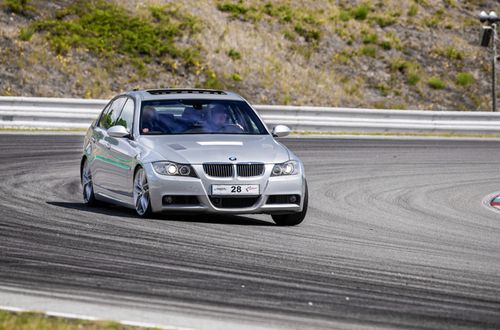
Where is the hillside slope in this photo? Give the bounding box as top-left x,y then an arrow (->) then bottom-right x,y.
0,0 -> 497,110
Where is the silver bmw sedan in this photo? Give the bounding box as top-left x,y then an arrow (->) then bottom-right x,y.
81,89 -> 308,226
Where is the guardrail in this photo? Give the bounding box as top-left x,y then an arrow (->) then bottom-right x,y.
1,96 -> 500,134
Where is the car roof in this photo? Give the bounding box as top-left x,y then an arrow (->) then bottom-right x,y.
124,89 -> 245,102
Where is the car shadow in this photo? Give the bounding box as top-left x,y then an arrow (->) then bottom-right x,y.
46,201 -> 275,226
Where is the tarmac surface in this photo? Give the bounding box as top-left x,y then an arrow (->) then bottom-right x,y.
0,135 -> 499,329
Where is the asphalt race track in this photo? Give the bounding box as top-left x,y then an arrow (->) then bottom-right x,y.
0,135 -> 500,329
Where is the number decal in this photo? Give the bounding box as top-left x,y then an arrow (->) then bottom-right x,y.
230,186 -> 242,193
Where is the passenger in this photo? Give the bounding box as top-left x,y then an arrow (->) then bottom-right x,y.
204,104 -> 228,132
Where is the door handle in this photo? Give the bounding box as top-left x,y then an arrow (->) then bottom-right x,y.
90,136 -> 96,143
104,141 -> 111,149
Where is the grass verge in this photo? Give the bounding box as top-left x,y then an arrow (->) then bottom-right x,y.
290,131 -> 500,139
0,309 -> 161,330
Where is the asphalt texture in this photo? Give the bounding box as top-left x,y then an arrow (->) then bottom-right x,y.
0,135 -> 499,329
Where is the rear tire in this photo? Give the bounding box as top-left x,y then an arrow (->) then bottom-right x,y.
272,180 -> 308,226
133,167 -> 152,218
81,158 -> 97,206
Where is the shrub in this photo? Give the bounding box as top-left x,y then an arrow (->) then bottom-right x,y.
294,24 -> 320,42
4,0 -> 33,15
19,27 -> 34,41
434,46 -> 464,60
217,3 -> 249,16
362,32 -> 378,44
391,58 -> 409,72
379,40 -> 392,50
352,4 -> 370,20
338,10 -> 351,22
428,76 -> 446,89
263,3 -> 293,22
407,72 -> 420,85
360,45 -> 377,57
391,58 -> 421,86
371,14 -> 397,27
231,73 -> 243,81
217,2 -> 260,21
227,49 -> 241,60
30,0 -> 201,71
408,4 -> 418,17
456,72 -> 475,86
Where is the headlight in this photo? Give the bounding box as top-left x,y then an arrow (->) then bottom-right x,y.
152,161 -> 197,177
271,160 -> 299,176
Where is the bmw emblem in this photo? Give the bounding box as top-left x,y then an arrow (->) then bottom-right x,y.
229,156 -> 237,161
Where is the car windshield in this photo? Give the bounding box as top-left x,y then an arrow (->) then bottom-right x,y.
139,99 -> 268,135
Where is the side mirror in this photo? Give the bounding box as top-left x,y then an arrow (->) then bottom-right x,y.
107,125 -> 130,138
272,125 -> 291,138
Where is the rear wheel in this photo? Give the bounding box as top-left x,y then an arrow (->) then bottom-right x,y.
134,167 -> 152,217
272,181 -> 308,226
81,158 -> 97,206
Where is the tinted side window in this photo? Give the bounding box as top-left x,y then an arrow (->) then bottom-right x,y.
98,97 -> 126,129
115,98 -> 134,131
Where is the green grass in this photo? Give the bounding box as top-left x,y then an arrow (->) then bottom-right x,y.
408,3 -> 418,17
351,4 -> 370,20
0,128 -> 86,133
216,2 -> 260,21
18,27 -> 35,41
370,13 -> 398,27
362,32 -> 378,44
227,49 -> 241,60
390,58 -> 421,86
294,24 -> 320,42
428,76 -> 446,89
456,72 -> 475,87
360,45 -> 377,57
263,3 -> 293,23
3,0 -> 33,15
338,4 -> 370,22
29,0 -> 201,72
0,309 -> 161,330
407,72 -> 421,86
290,131 -> 500,138
433,46 -> 464,61
231,73 -> 243,81
217,1 -> 322,44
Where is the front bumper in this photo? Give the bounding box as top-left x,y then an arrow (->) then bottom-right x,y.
145,163 -> 305,214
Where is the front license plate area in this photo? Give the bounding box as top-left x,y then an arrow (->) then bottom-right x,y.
212,184 -> 260,196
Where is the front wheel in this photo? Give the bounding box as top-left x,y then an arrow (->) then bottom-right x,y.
272,180 -> 308,226
133,167 -> 152,217
81,158 -> 97,206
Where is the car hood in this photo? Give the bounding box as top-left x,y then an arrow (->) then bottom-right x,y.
139,134 -> 291,164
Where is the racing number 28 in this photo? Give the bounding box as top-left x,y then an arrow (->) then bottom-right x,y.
231,186 -> 242,193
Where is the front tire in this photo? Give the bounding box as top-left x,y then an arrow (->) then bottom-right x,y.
133,167 -> 152,217
272,181 -> 308,226
81,158 -> 97,206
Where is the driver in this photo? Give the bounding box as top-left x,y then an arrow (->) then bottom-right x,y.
142,106 -> 168,133
204,104 -> 228,132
